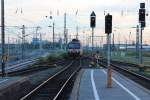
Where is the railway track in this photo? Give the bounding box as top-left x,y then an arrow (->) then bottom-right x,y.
20,59 -> 81,100
111,60 -> 150,71
0,58 -> 66,76
7,59 -> 37,72
100,59 -> 150,90
0,52 -> 52,75
7,60 -> 66,76
99,58 -> 150,72
0,59 -> 37,76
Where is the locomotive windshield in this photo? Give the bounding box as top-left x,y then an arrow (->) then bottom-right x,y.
68,43 -> 80,49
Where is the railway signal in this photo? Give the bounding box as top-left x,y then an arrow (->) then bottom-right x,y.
90,11 -> 96,28
139,2 -> 146,64
105,13 -> 112,88
139,8 -> 146,28
90,11 -> 96,51
105,14 -> 112,34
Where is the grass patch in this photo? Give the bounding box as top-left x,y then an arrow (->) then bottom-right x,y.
36,57 -> 47,64
35,52 -> 68,65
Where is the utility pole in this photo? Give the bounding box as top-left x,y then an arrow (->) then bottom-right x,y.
1,0 -> 5,77
53,22 -> 55,49
76,10 -> 79,40
129,32 -> 131,45
100,37 -> 102,50
7,35 -> 10,62
35,26 -> 40,38
66,29 -> 68,45
107,33 -> 112,87
87,36 -> 90,50
112,33 -> 115,51
39,33 -> 43,54
139,23 -> 143,63
105,13 -> 112,88
117,34 -> 121,56
35,26 -> 40,49
76,26 -> 79,39
58,33 -> 62,49
21,25 -> 25,60
64,13 -> 67,50
92,28 -> 94,51
125,38 -> 128,51
136,25 -> 140,59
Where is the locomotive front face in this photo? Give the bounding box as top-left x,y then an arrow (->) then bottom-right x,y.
67,42 -> 81,57
68,49 -> 80,56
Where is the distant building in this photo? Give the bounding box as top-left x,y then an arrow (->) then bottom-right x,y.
103,44 -> 150,51
31,38 -> 40,45
41,40 -> 50,45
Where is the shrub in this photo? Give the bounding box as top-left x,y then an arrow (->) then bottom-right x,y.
46,54 -> 58,62
36,57 -> 46,64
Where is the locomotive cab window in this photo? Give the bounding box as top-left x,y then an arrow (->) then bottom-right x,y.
68,43 -> 81,49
